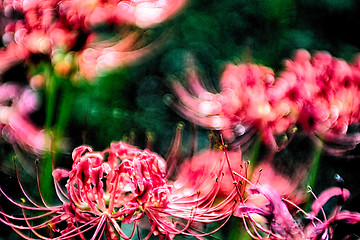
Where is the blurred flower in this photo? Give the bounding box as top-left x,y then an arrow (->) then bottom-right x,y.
0,0 -> 187,80
283,50 -> 360,153
60,0 -> 188,29
1,140 -> 239,239
0,82 -> 45,154
170,62 -> 299,151
247,161 -> 308,210
0,0 -> 78,75
174,148 -> 245,197
237,185 -> 360,239
171,51 -> 360,153
75,32 -> 162,79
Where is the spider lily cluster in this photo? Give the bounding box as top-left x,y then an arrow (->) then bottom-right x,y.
0,0 -> 187,80
0,140 -> 240,239
171,50 -> 360,153
1,140 -> 359,239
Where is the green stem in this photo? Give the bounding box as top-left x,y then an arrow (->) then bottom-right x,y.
40,66 -> 74,203
44,65 -> 57,129
245,135 -> 262,180
41,63 -> 58,203
249,136 -> 262,167
305,143 -> 323,211
54,80 -> 74,137
229,218 -> 254,240
307,144 -> 323,189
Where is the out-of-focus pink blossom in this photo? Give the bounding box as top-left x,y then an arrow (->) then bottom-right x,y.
171,50 -> 360,153
0,0 -> 187,80
76,32 -> 162,79
0,43 -> 30,75
117,0 -> 188,28
247,161 -> 308,210
174,149 -> 245,197
170,63 -> 299,151
0,82 -> 45,154
0,0 -> 77,75
59,0 -> 187,29
220,64 -> 299,148
283,50 -> 360,153
234,184 -> 360,239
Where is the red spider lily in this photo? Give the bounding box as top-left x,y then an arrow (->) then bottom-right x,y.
233,182 -> 360,240
53,142 -> 173,239
209,141 -> 360,240
282,50 -> 360,154
59,0 -> 188,29
0,140 -> 240,239
0,82 -> 46,154
174,148 -> 246,197
75,31 -> 165,79
170,62 -> 299,151
247,161 -> 308,209
0,0 -> 79,75
0,0 -> 187,80
170,51 -> 360,153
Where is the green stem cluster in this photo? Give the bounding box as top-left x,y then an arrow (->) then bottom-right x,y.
40,63 -> 75,202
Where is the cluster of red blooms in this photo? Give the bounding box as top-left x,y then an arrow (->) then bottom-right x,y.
172,50 -> 360,153
0,140 -> 239,239
0,0 -> 187,80
1,139 -> 359,239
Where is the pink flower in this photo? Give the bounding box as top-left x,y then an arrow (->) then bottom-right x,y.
53,142 -> 173,239
171,50 -> 360,153
0,43 -> 30,76
247,161 -> 308,210
1,0 -> 187,80
283,50 -> 360,153
116,0 -> 188,28
174,149 -> 245,197
235,184 -> 360,239
0,0 -> 77,74
59,0 -> 187,29
75,32 -> 162,79
170,62 -> 299,150
1,141 -> 239,239
0,82 -> 45,154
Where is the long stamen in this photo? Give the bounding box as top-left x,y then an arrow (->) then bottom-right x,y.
36,159 -> 50,208
12,157 -> 43,208
90,215 -> 107,240
220,136 -> 271,238
53,179 -> 69,203
20,201 -> 54,240
108,217 -> 136,240
308,186 -> 327,222
0,187 -> 60,211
